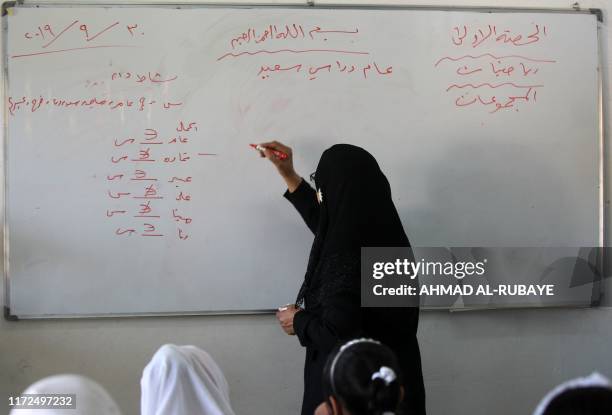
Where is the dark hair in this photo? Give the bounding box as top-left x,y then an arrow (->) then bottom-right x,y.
543,386 -> 612,415
322,338 -> 403,415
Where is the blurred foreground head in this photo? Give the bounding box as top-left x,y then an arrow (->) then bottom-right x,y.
534,372 -> 612,415
9,374 -> 121,415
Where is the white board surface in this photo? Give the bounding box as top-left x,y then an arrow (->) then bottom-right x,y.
4,6 -> 600,317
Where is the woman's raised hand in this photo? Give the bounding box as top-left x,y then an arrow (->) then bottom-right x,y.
257,141 -> 302,192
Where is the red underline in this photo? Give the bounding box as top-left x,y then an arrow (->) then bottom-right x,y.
11,45 -> 138,59
434,53 -> 557,67
446,82 -> 544,91
217,48 -> 370,61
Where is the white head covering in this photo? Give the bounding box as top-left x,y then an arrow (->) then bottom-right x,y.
141,344 -> 236,415
533,372 -> 612,415
9,374 -> 122,415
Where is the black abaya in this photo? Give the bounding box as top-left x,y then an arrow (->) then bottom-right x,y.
284,144 -> 426,415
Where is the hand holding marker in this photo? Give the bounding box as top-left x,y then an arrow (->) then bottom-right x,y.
251,141 -> 302,192
250,143 -> 289,160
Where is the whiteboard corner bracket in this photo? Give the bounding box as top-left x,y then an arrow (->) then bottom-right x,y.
4,306 -> 18,321
1,1 -> 17,17
590,8 -> 604,23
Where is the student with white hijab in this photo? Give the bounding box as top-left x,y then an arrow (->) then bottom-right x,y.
141,344 -> 236,415
9,374 -> 122,415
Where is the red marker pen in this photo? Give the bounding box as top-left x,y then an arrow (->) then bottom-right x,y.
250,143 -> 288,160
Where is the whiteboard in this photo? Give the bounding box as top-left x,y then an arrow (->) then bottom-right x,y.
3,5 -> 602,317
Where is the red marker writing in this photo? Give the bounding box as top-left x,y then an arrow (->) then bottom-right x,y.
250,143 -> 288,160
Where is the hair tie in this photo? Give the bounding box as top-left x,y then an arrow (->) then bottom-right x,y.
371,366 -> 397,385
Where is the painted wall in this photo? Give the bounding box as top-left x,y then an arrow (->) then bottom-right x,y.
1,1 -> 611,415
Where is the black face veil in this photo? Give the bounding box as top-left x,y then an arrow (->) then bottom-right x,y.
296,144 -> 410,306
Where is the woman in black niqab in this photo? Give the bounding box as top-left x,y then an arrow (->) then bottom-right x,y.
261,142 -> 425,415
